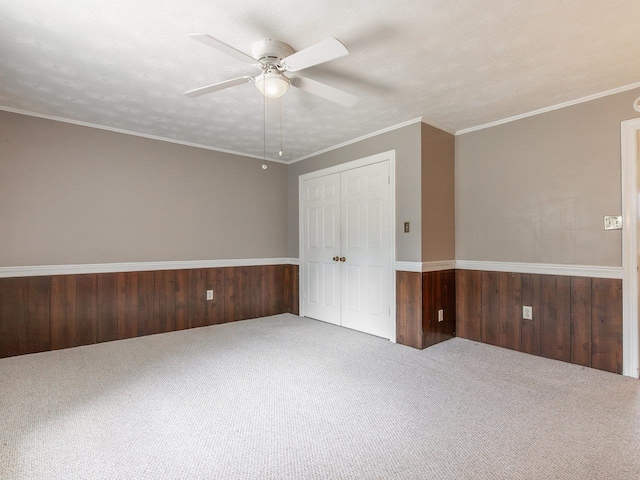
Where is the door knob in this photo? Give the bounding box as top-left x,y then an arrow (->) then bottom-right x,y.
340,257 -> 346,262
333,256 -> 339,261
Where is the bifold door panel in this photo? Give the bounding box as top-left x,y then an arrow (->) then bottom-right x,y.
302,161 -> 391,339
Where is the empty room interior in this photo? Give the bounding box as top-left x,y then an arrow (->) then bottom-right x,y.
2,1 -> 640,478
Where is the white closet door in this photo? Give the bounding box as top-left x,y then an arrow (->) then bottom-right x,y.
340,162 -> 391,338
301,173 -> 342,325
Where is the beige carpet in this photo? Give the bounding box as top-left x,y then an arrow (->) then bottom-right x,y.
0,314 -> 639,479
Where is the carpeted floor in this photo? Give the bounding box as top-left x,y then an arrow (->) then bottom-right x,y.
1,314 -> 639,479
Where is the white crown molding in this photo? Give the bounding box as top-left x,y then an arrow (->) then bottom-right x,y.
455,81 -> 640,135
289,117 -> 423,164
0,258 -> 297,278
0,105 -> 287,165
455,260 -> 623,279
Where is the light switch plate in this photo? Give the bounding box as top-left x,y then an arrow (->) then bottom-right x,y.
438,309 -> 444,322
523,306 -> 533,320
604,215 -> 622,230
206,290 -> 213,300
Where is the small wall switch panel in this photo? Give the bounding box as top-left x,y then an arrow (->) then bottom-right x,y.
206,290 -> 213,300
404,222 -> 410,233
604,215 -> 622,230
438,309 -> 444,322
523,306 -> 533,320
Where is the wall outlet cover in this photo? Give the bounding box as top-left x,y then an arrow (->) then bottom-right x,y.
523,305 -> 533,320
438,309 -> 444,322
206,290 -> 213,300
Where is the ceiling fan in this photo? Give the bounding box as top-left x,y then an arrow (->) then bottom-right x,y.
184,35 -> 358,107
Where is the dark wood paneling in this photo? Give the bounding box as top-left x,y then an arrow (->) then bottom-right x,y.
154,270 -> 176,334
591,278 -> 622,374
396,271 -> 422,349
187,269 -> 208,328
75,274 -> 98,346
137,271 -> 155,336
97,273 -> 118,343
251,265 -> 285,318
0,264 -> 298,359
290,265 -> 299,315
206,268 -> 225,325
0,266 -> 624,375
224,267 -> 251,322
482,272 -> 521,350
455,270 -> 482,341
520,273 -> 541,356
27,276 -> 50,353
117,272 -> 139,339
570,277 -> 592,367
50,275 -> 78,350
175,270 -> 188,331
540,275 -> 571,362
0,278 -> 28,356
423,270 -> 456,348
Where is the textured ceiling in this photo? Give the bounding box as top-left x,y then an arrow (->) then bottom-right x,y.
1,0 -> 639,162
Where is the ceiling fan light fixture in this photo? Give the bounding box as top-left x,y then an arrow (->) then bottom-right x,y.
255,72 -> 290,98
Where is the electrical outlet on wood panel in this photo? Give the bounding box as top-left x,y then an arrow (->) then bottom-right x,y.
438,309 -> 444,322
522,305 -> 533,320
206,290 -> 213,301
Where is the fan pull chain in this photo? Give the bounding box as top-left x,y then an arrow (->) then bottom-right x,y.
279,98 -> 283,157
262,72 -> 267,170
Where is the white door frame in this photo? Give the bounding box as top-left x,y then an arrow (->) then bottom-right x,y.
298,150 -> 397,342
621,117 -> 640,378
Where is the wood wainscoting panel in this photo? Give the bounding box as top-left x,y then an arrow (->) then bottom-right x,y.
570,277 -> 592,367
520,273 -> 541,356
456,269 -> 622,374
187,269 -> 208,329
50,275 -> 78,350
224,267 -> 252,323
206,268 -> 226,325
0,263 -> 300,359
250,265 -> 284,319
481,272 -> 521,350
26,276 -> 51,353
0,277 -> 28,357
540,275 -> 571,362
423,270 -> 456,348
137,271 -> 155,336
455,270 -> 482,342
75,274 -> 98,347
591,278 -> 623,374
97,273 -> 118,343
396,271 -> 422,349
117,272 -> 139,339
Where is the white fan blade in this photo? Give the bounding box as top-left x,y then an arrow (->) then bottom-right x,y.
189,34 -> 258,65
289,75 -> 358,107
184,76 -> 253,97
281,38 -> 348,72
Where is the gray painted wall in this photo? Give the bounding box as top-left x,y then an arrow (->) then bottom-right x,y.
287,122 -> 422,262
421,123 -> 455,261
0,111 -> 288,266
455,87 -> 640,267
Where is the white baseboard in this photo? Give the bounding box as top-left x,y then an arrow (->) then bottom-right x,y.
0,258 -> 296,278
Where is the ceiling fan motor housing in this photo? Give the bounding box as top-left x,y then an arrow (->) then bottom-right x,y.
251,39 -> 295,66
